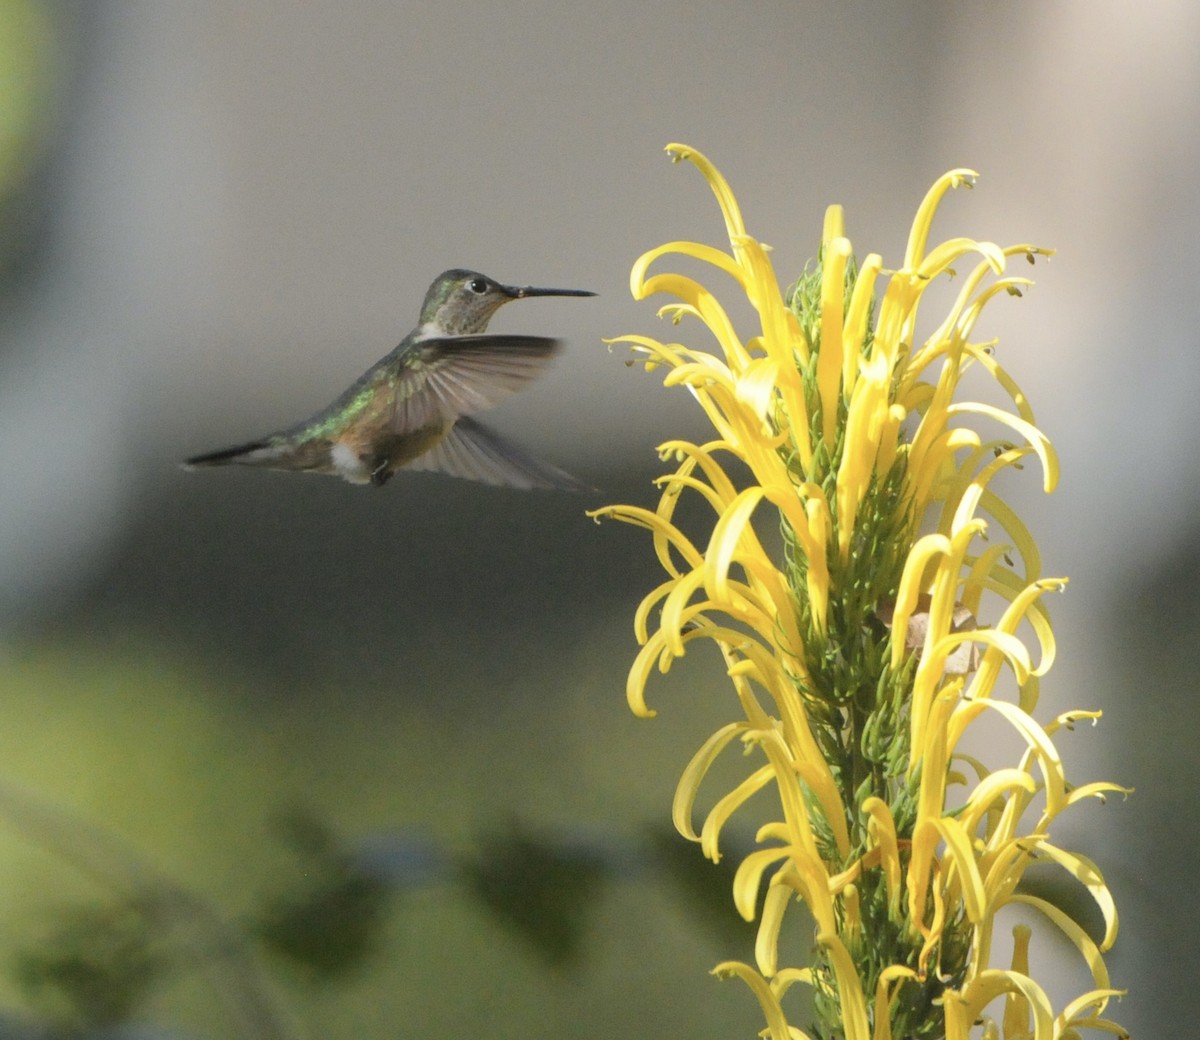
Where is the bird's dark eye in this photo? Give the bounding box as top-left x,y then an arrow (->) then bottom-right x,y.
468,278 -> 488,294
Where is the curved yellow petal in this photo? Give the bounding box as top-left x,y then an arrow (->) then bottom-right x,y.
672,721 -> 747,841
817,237 -> 851,446
732,846 -> 791,922
872,966 -> 921,1040
956,969 -> 1055,1040
1021,843 -> 1118,951
931,815 -> 988,923
862,797 -> 902,918
665,143 -> 747,240
817,931 -> 871,1040
903,168 -> 980,270
756,878 -> 792,975
632,239 -> 745,297
701,763 -> 776,862
711,961 -> 793,1040
946,401 -> 1058,494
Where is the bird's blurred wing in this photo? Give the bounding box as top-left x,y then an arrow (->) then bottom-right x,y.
389,334 -> 562,434
406,415 -> 589,491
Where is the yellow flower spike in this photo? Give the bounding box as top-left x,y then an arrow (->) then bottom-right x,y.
938,441 -> 1032,524
593,502 -> 703,576
659,439 -> 742,501
603,147 -> 1125,1040
955,579 -> 1067,739
1003,925 -> 1033,1040
770,966 -> 815,999
607,332 -> 694,370
979,831 -> 1041,917
972,568 -> 1057,673
737,356 -> 784,428
960,337 -> 1042,426
753,728 -> 823,860
937,628 -> 1032,689
875,262 -> 923,347
918,872 -> 948,974
631,577 -> 682,645
908,528 -> 986,755
659,569 -> 712,655
624,631 -> 678,717
1037,783 -> 1132,837
727,674 -> 848,856
955,278 -> 1037,347
653,469 -> 735,519
713,639 -> 782,720
661,353 -> 737,397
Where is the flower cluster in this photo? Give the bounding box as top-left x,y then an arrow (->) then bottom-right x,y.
593,145 -> 1127,1040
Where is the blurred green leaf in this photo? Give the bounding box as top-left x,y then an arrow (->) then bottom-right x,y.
644,823 -> 756,953
254,808 -> 392,980
13,898 -> 164,1030
461,821 -> 613,969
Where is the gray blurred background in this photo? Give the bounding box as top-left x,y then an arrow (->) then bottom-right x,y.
0,1 -> 1196,1037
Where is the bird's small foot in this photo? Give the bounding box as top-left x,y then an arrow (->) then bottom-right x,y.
368,459 -> 393,486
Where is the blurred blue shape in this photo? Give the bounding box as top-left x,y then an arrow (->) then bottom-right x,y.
352,829 -> 448,887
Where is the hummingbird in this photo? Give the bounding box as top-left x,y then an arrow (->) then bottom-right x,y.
184,269 -> 595,490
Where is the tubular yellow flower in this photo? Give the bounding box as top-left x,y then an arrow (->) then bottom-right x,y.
592,145 -> 1129,1040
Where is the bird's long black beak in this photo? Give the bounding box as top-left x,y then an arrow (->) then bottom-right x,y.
505,284 -> 597,299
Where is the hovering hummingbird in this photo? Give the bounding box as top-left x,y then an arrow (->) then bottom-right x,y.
184,269 -> 594,490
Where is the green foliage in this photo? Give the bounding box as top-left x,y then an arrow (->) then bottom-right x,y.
644,823 -> 754,952
3,794 -> 764,1035
460,820 -> 613,969
14,899 -> 164,1029
254,810 -> 393,980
